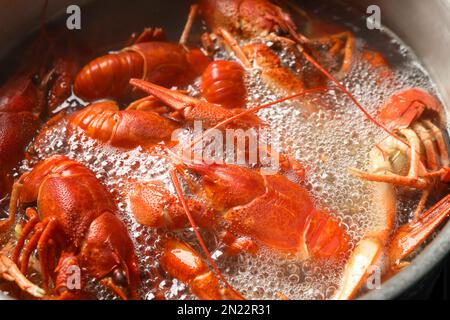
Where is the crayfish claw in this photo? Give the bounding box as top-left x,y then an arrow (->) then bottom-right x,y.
334,237 -> 383,300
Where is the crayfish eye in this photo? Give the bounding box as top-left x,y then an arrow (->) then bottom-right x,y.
32,74 -> 40,85
112,268 -> 127,286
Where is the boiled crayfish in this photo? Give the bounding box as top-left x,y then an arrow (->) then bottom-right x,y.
129,161 -> 350,258
68,100 -> 179,149
74,17 -> 211,102
199,0 -> 354,88
336,88 -> 450,299
1,0 -> 449,301
0,155 -> 140,299
0,30 -> 78,198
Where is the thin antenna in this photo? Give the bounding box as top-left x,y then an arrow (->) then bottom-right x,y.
185,87 -> 328,153
179,4 -> 199,46
300,51 -> 407,146
169,169 -> 245,299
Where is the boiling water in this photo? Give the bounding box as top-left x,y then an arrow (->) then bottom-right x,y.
0,0 -> 444,300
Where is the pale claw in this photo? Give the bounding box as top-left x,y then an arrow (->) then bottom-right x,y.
0,254 -> 45,298
334,238 -> 383,300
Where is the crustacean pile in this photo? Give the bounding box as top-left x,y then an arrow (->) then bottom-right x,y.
0,0 -> 449,300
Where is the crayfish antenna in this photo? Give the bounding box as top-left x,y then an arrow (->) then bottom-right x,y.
180,4 -> 200,46
217,23 -> 402,145
169,169 -> 245,300
299,50 -> 404,145
37,0 -> 58,59
300,47 -> 409,147
38,0 -> 51,44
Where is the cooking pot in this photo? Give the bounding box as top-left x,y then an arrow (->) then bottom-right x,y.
0,0 -> 449,300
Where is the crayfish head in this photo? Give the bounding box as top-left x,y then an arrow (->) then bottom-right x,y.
183,162 -> 266,211
200,0 -> 296,38
379,88 -> 444,129
237,0 -> 297,37
80,212 -> 140,299
0,73 -> 41,114
19,155 -> 74,203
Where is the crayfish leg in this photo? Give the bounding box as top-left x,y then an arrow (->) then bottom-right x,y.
179,4 -> 200,46
0,254 -> 45,298
126,27 -> 166,46
0,180 -> 23,233
12,208 -> 40,265
389,193 -> 450,265
36,218 -> 59,290
215,28 -> 251,67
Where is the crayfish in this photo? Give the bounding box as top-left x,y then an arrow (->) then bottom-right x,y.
0,156 -> 140,299
74,22 -> 211,102
335,88 -> 450,299
2,0 -> 450,302
0,28 -> 78,198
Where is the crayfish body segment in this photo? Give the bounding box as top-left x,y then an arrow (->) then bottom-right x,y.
200,60 -> 247,109
68,100 -> 179,149
74,42 -> 210,102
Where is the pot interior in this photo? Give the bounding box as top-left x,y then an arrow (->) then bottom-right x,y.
0,0 -> 449,300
